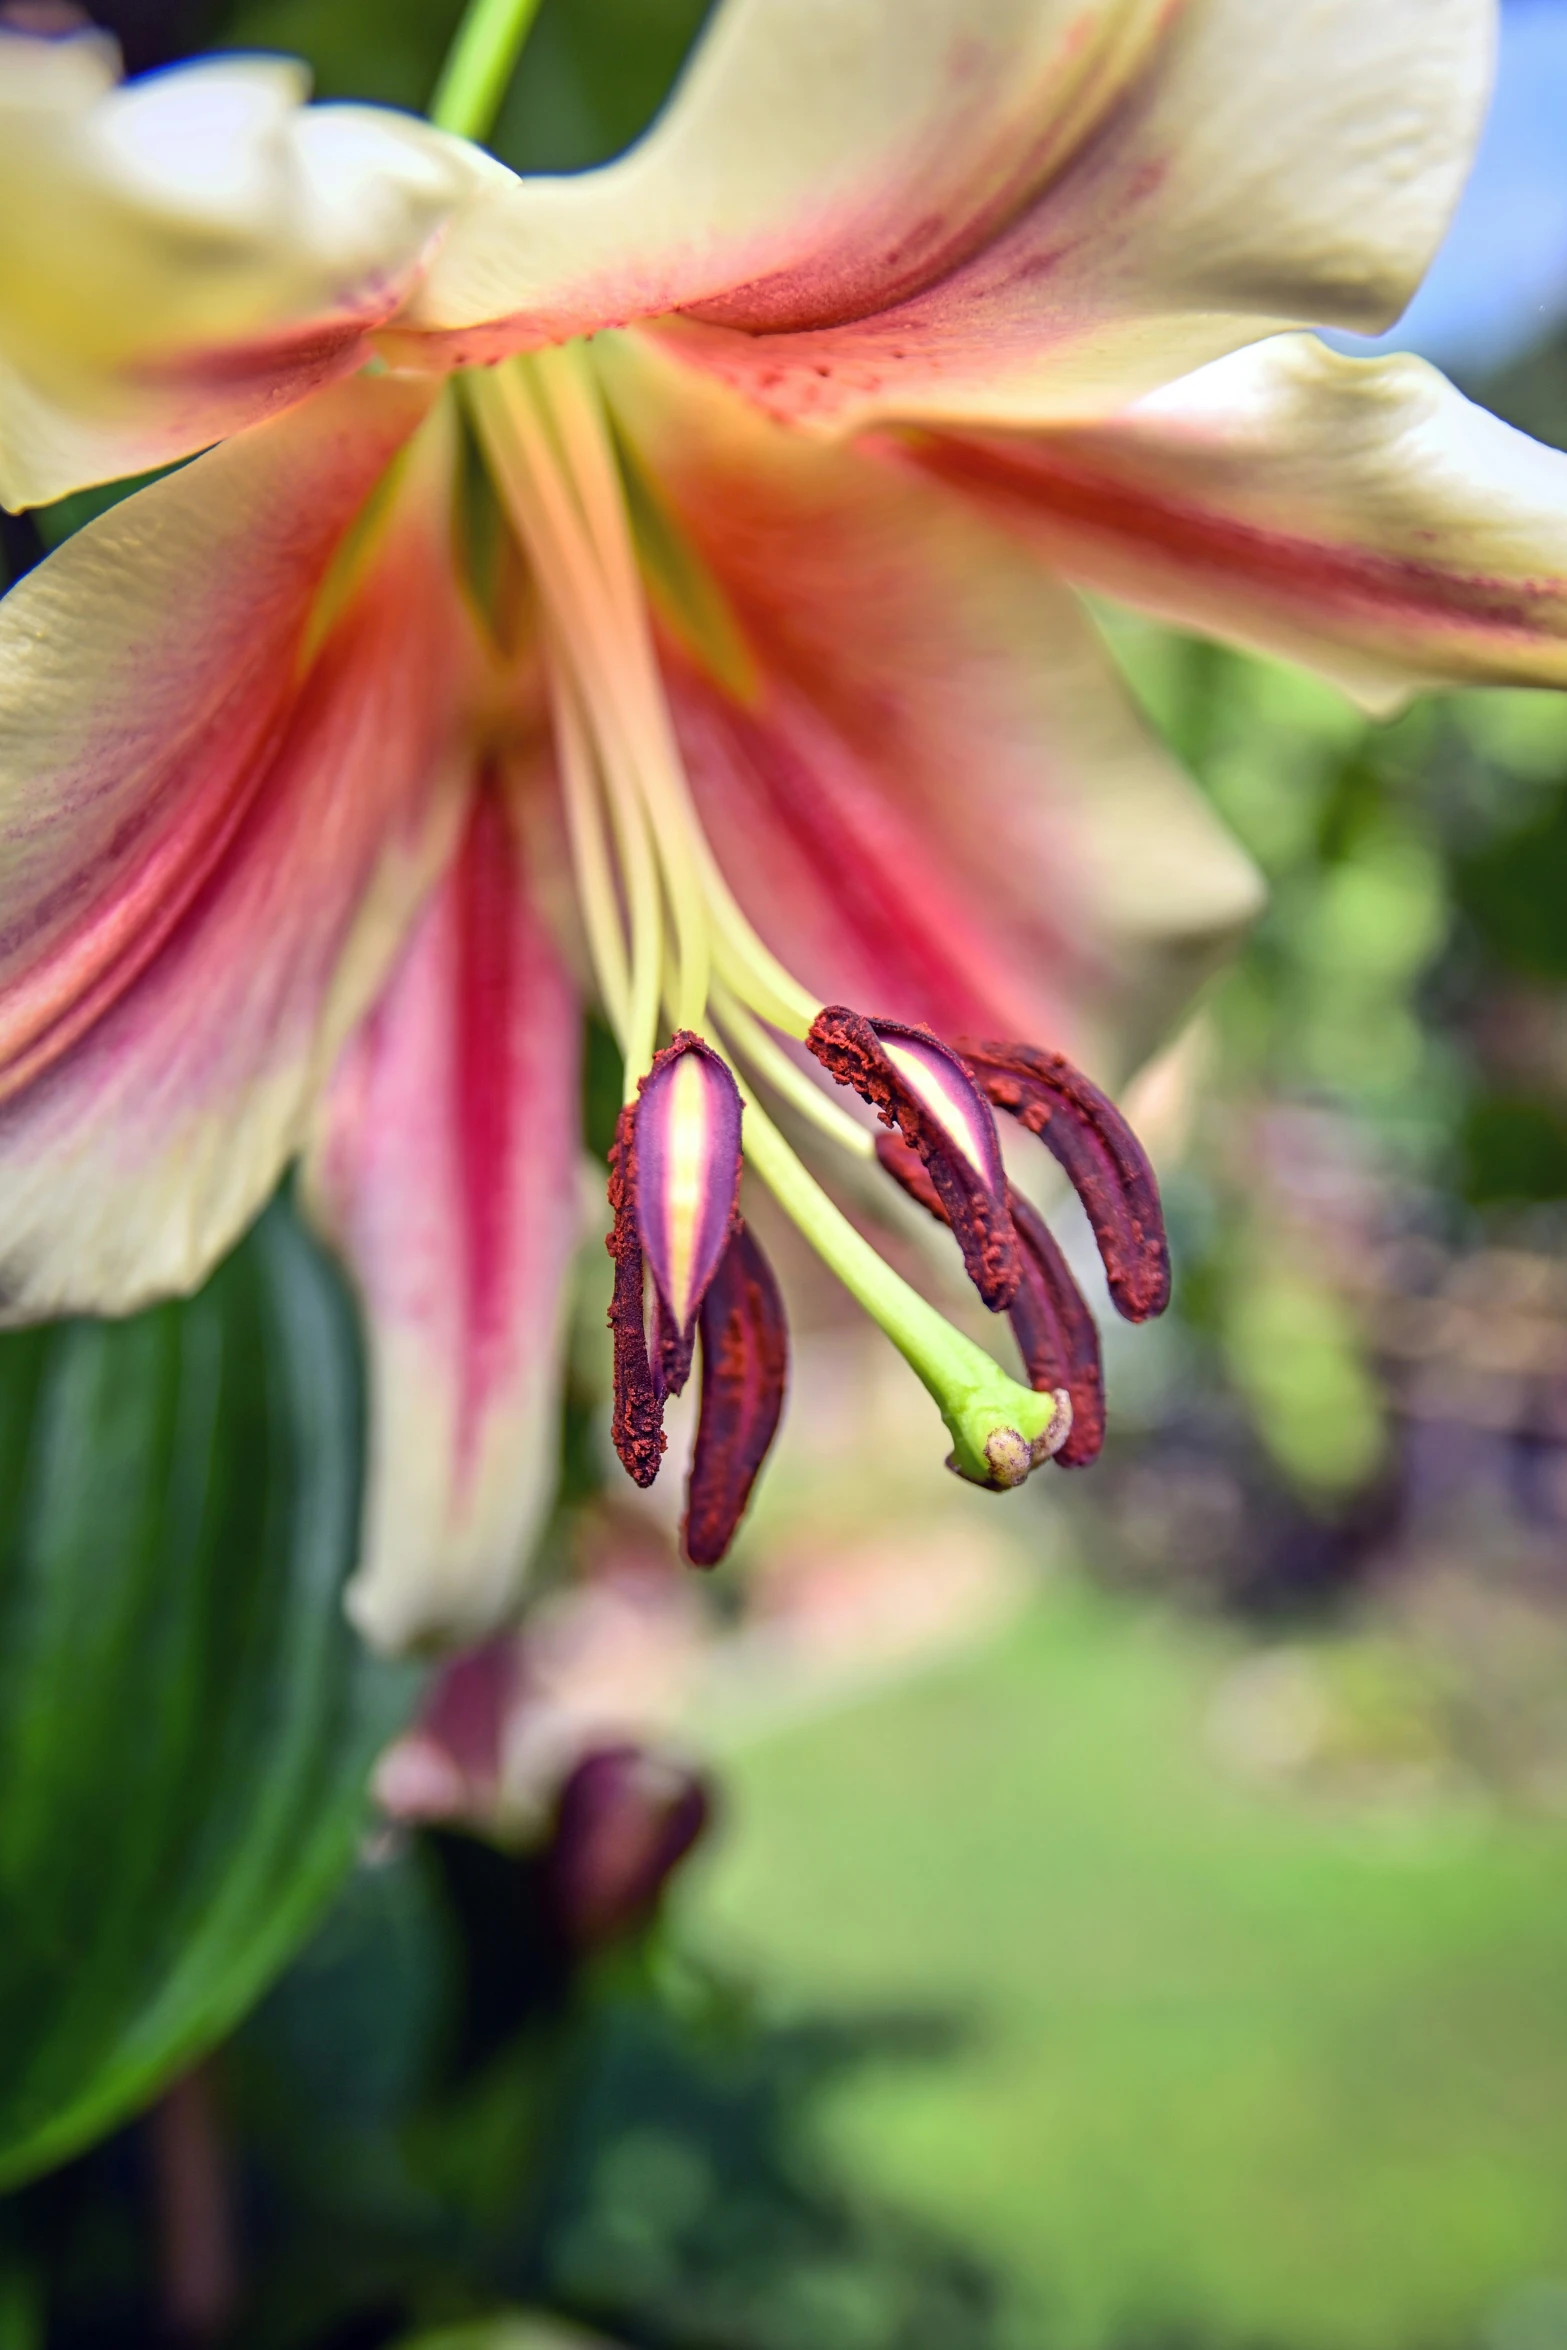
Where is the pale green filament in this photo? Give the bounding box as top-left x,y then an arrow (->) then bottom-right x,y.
546,651 -> 629,1044
468,366 -> 665,1091
429,0 -> 544,140
525,358 -> 707,1025
467,343 -> 1065,1487
710,982 -> 874,1160
467,361 -> 710,1048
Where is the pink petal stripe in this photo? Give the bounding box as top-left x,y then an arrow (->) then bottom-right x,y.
307,770 -> 583,1653
904,338 -> 1567,703
0,381 -> 470,1322
0,373 -> 440,1101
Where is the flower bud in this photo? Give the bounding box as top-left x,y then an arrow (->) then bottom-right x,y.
543,1742 -> 712,1950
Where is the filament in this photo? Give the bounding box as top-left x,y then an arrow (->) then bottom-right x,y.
710,982 -> 874,1160
547,651 -> 629,1043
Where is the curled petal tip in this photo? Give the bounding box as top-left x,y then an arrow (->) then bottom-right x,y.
808,1006 -> 1018,1310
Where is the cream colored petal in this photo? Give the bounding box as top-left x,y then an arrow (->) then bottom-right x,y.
0,377 -> 472,1318
907,333 -> 1567,713
410,0 -> 1489,432
602,334 -> 1262,1080
305,778 -> 583,1656
0,40 -> 483,506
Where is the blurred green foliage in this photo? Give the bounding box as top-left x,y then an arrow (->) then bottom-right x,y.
691,1582 -> 1567,2350
1105,616 -> 1567,1498
0,1201 -> 416,2195
215,0 -> 712,172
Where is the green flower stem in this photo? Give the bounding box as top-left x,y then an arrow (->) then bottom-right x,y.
740,1090 -> 1065,1486
429,0 -> 545,140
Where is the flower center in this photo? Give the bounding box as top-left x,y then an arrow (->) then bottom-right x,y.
463,343 -> 1099,1500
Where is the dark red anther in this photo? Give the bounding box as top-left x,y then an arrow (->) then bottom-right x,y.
650,1290 -> 695,1401
683,1219 -> 788,1569
808,1006 -> 1019,1311
873,1128 -> 945,1220
1006,1187 -> 1105,1467
634,1030 -> 744,1352
959,1040 -> 1170,1322
606,1105 -> 666,1487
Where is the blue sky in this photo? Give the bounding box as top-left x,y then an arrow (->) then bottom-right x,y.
1342,0 -> 1567,376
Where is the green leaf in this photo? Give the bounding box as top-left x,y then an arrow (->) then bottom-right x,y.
0,1201 -> 419,2189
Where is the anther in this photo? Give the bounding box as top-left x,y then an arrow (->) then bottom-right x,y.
606,1103 -> 667,1486
877,1132 -> 1105,1466
958,1040 -> 1170,1322
1005,1187 -> 1106,1467
606,1036 -> 790,1563
683,1220 -> 789,1568
633,1031 -> 745,1366
807,1007 -> 1019,1310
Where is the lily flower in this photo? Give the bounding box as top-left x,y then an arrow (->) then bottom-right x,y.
4,0 -> 1567,1652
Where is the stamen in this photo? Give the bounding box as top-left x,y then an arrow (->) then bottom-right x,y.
960,1041 -> 1171,1322
467,354 -> 817,1048
474,355 -> 713,1031
683,1220 -> 789,1568
740,1085 -> 1066,1487
632,1031 -> 744,1349
650,1288 -> 692,1401
877,1133 -> 1103,1467
546,653 -> 630,1042
807,1008 -> 1018,1311
606,1105 -> 667,1486
1004,1189 -> 1105,1468
464,344 -> 1107,1531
